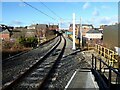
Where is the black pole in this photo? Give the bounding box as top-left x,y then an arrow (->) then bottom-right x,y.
108,66 -> 111,90
95,57 -> 97,70
100,58 -> 102,72
92,54 -> 94,69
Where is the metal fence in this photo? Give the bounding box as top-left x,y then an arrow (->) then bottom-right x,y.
92,54 -> 120,90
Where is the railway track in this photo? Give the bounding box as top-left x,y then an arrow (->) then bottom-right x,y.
2,35 -> 66,90
2,36 -> 59,86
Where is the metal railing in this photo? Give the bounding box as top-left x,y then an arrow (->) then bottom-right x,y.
92,54 -> 120,90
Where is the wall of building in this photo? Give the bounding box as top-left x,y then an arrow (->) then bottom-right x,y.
69,24 -> 93,37
82,26 -> 92,36
0,34 -> 10,40
86,33 -> 102,39
103,24 -> 119,51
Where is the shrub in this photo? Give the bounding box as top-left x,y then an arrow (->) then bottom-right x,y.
18,36 -> 38,47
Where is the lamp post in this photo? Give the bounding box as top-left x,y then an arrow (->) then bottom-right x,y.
80,17 -> 82,49
72,13 -> 76,50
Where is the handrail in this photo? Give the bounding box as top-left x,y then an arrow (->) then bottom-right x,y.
92,54 -> 120,90
92,54 -> 120,77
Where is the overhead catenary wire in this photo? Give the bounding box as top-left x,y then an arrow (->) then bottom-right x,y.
20,0 -> 56,21
39,2 -> 63,20
20,0 -> 75,28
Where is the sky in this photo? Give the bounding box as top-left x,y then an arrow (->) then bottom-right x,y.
1,1 -> 119,28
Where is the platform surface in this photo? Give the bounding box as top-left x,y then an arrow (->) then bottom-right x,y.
65,69 -> 99,89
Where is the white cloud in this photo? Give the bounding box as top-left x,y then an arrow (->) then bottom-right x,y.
99,17 -> 111,24
90,16 -> 118,27
99,16 -> 118,25
11,20 -> 23,25
85,18 -> 93,24
83,2 -> 90,9
101,5 -> 110,9
92,8 -> 99,16
19,2 -> 26,7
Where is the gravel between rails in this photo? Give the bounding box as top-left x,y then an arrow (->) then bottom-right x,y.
2,37 -> 59,86
44,35 -> 92,89
46,50 -> 92,89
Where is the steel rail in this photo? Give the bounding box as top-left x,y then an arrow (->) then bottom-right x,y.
2,35 -> 61,90
38,35 -> 66,89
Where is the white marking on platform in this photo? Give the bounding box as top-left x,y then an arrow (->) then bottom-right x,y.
64,69 -> 79,90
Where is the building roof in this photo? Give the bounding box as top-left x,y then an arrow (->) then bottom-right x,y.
37,24 -> 48,29
70,24 -> 80,27
86,29 -> 101,33
82,24 -> 93,27
0,24 -> 13,33
0,29 -> 10,34
28,24 -> 48,29
49,25 -> 59,28
70,24 -> 94,28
